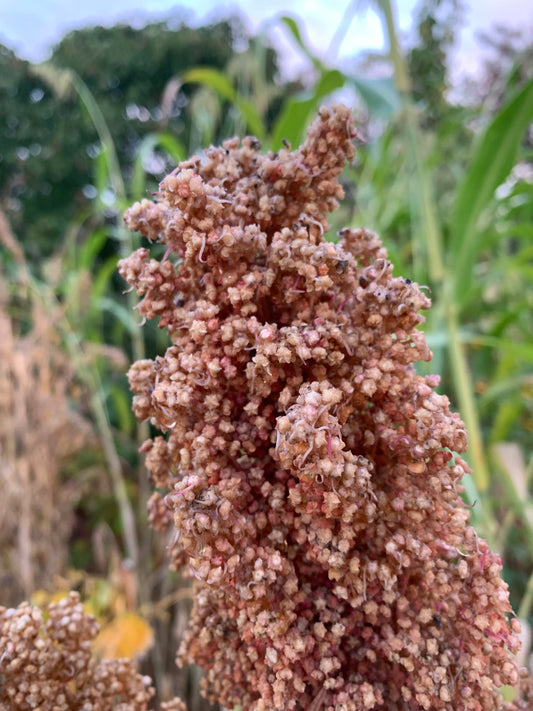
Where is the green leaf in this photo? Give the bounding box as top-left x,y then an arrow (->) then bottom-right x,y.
181,67 -> 265,139
109,384 -> 135,434
100,297 -> 141,335
461,473 -> 484,529
92,256 -> 119,303
451,76 -> 533,300
348,75 -> 400,119
155,133 -> 187,163
131,132 -> 186,200
468,335 -> 533,362
492,443 -> 533,554
132,134 -> 160,200
69,69 -> 126,201
271,69 -> 346,149
95,149 -> 110,200
33,63 -> 127,204
425,330 -> 533,361
78,229 -> 107,271
480,374 -> 533,407
279,16 -> 325,72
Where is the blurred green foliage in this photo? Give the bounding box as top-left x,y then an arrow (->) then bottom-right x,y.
0,18 -> 296,260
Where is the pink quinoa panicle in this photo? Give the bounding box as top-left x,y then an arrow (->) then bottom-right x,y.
119,104 -> 525,710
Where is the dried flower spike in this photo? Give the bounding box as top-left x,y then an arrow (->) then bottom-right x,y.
120,104 -> 524,710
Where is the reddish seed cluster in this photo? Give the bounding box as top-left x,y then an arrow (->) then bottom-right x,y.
0,592 -> 155,710
119,105 -> 524,710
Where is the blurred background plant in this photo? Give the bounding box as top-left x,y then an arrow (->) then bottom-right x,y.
0,0 -> 532,708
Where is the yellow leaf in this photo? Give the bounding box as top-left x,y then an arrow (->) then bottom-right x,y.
31,588 -> 72,609
93,612 -> 154,659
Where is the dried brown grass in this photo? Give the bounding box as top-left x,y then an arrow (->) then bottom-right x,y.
0,212 -> 93,605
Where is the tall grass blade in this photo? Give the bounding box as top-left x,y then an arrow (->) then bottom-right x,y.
77,229 -> 108,271
492,443 -> 533,555
451,76 -> 533,301
271,70 -> 345,149
181,67 -> 266,139
132,132 -> 186,200
279,15 -> 326,71
348,75 -> 400,119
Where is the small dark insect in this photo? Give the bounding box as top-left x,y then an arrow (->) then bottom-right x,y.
250,138 -> 261,150
281,138 -> 291,150
404,278 -> 412,284
432,613 -> 442,629
359,275 -> 369,287
335,259 -> 349,274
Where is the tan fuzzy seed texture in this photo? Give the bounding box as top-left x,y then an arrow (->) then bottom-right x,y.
0,593 -> 159,710
120,104 -> 525,710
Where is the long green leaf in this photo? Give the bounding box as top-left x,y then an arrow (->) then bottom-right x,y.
132,134 -> 161,200
100,297 -> 141,335
156,133 -> 187,163
131,132 -> 186,199
92,256 -> 119,303
95,148 -> 110,201
451,76 -> 533,299
271,69 -> 345,149
279,16 -> 325,72
32,63 -> 126,202
348,75 -> 400,119
78,229 -> 107,271
110,383 -> 136,435
480,374 -> 533,407
425,330 -> 533,361
181,67 -> 265,139
70,71 -> 127,203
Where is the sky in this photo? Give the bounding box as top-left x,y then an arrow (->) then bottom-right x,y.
1,0 -> 532,83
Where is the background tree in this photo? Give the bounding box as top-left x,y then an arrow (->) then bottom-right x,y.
0,18 -> 293,260
407,0 -> 464,126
